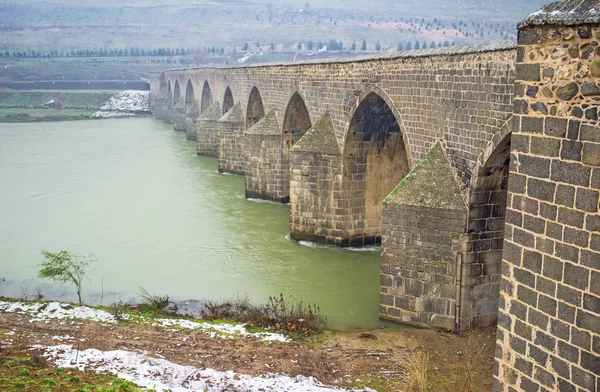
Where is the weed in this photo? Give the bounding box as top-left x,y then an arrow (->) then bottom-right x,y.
108,300 -> 129,321
202,293 -> 325,335
404,351 -> 429,392
451,330 -> 490,392
137,286 -> 169,313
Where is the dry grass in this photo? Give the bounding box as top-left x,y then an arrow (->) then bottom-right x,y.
202,293 -> 325,335
404,351 -> 430,392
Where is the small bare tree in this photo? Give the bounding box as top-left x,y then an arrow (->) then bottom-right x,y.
38,250 -> 93,304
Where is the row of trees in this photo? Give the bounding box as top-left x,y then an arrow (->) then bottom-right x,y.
397,40 -> 456,51
3,39 -> 461,60
0,47 -> 196,59
292,39 -> 456,52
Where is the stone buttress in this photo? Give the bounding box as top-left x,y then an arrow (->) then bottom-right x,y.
195,102 -> 222,157
218,102 -> 245,174
244,111 -> 288,202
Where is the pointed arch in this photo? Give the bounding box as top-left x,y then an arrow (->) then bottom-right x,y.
173,80 -> 181,105
280,91 -> 312,200
282,91 -> 312,151
342,89 -> 410,242
201,80 -> 213,113
466,128 -> 511,328
246,86 -> 265,129
223,87 -> 234,115
167,80 -> 172,96
185,79 -> 195,114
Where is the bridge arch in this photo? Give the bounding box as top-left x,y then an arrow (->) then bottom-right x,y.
223,87 -> 234,115
185,79 -> 196,115
167,80 -> 172,99
246,86 -> 265,130
465,122 -> 512,327
281,91 -> 312,200
342,86 -> 411,244
173,80 -> 181,106
201,81 -> 213,113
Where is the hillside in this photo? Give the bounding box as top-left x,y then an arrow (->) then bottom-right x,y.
1,0 -> 548,54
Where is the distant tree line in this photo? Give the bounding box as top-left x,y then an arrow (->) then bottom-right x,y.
396,40 -> 456,52
0,47 -> 209,59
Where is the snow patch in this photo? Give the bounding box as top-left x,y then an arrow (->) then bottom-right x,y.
0,301 -> 117,324
92,90 -> 149,119
38,344 -> 374,392
153,318 -> 289,342
0,301 -> 288,342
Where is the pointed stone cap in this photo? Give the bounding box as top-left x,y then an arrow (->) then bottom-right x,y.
291,112 -> 341,156
520,0 -> 600,28
245,110 -> 279,135
218,102 -> 244,123
384,142 -> 466,210
199,102 -> 222,120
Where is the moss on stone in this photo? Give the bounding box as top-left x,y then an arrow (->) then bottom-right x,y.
218,101 -> 244,123
199,101 -> 222,120
384,142 -> 466,210
290,112 -> 341,155
245,110 -> 279,135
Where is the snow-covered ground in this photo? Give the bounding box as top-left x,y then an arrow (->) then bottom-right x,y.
36,344 -> 376,392
92,90 -> 149,118
0,301 -> 288,342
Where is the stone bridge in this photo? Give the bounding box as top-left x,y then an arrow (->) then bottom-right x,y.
150,1 -> 599,390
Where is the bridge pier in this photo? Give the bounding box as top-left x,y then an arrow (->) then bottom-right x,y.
195,102 -> 221,157
289,113 -> 346,244
172,104 -> 186,132
162,94 -> 173,124
244,111 -> 288,202
185,101 -> 199,140
218,103 -> 245,175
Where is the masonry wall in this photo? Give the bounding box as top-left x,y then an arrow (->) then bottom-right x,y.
172,105 -> 186,131
494,24 -> 600,392
381,204 -> 467,331
196,119 -> 219,156
245,134 -> 286,202
290,151 -> 343,244
218,120 -> 245,174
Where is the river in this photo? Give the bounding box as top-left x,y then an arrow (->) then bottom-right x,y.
0,118 -> 384,329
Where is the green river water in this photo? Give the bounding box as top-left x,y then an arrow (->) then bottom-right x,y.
0,118 -> 385,329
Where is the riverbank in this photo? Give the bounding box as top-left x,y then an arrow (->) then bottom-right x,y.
0,298 -> 496,391
0,90 -> 149,122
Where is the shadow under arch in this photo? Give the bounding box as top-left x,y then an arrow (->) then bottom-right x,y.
173,80 -> 181,106
465,119 -> 512,328
185,79 -> 196,115
341,86 -> 411,245
343,85 -> 414,168
223,87 -> 234,115
280,90 -> 313,201
246,86 -> 265,130
201,80 -> 213,113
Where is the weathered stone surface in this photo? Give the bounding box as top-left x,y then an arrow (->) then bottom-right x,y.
291,112 -> 341,156
581,81 -> 600,96
591,60 -> 600,77
245,110 -> 279,135
531,102 -> 548,114
556,82 -> 579,100
199,101 -> 222,120
384,143 -> 466,210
